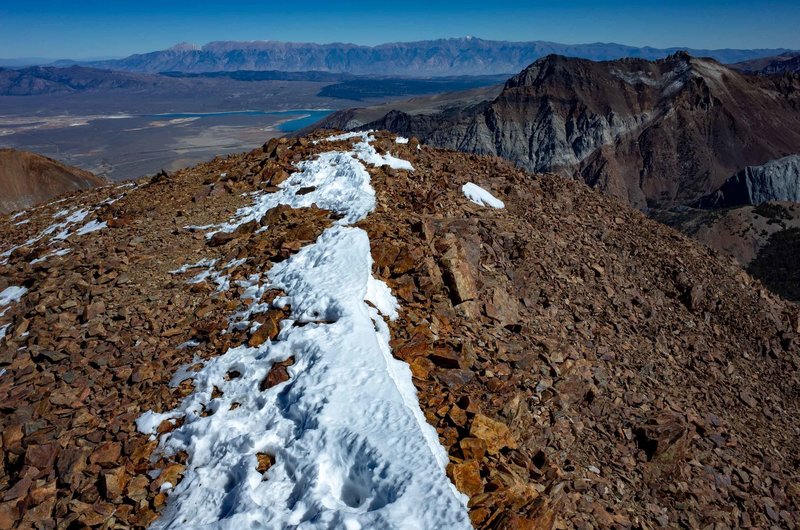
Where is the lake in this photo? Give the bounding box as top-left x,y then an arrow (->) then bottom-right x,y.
147,109 -> 333,132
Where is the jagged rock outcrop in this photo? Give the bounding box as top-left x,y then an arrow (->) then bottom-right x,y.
324,53 -> 800,209
695,154 -> 800,208
0,149 -> 106,213
0,133 -> 798,529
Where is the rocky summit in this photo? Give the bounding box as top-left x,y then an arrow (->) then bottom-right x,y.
0,132 -> 798,529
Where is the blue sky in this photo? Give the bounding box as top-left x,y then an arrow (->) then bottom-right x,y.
1,0 -> 799,59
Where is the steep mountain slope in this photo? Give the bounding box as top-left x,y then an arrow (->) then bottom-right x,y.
654,202 -> 800,302
338,53 -> 800,209
0,149 -> 106,214
0,133 -> 798,529
694,154 -> 800,208
72,38 -> 796,76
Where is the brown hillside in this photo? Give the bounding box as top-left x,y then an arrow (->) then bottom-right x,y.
0,149 -> 106,214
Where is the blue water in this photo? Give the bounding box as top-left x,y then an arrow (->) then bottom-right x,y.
146,109 -> 333,132
274,110 -> 333,132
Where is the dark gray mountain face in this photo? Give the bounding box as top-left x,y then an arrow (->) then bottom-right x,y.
73,38 -> 796,76
332,53 -> 800,209
695,155 -> 800,208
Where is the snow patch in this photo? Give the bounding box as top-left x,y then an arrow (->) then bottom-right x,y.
214,149 -> 376,233
0,286 -> 27,306
75,220 -> 107,236
318,131 -> 367,143
169,258 -> 218,275
395,137 -> 409,144
211,133 -> 414,237
140,225 -> 469,529
462,182 -> 505,208
30,248 -> 71,265
320,131 -> 414,170
612,69 -> 658,86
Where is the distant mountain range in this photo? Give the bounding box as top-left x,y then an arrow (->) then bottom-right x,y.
0,66 -> 354,96
50,38 -> 798,76
0,66 -> 172,96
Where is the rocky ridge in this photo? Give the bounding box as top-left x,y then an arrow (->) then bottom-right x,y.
0,132 -> 798,529
732,53 -> 800,75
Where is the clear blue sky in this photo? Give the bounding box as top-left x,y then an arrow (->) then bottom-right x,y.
1,0 -> 798,59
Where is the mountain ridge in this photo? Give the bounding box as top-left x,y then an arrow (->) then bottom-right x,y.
318,53 -> 800,209
51,38 -> 798,76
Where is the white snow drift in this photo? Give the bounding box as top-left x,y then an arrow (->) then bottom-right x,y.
140,134 -> 470,529
462,182 -> 505,209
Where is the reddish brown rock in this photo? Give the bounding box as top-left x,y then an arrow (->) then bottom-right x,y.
449,460 -> 484,497
89,441 -> 121,467
0,501 -> 18,530
460,437 -> 488,460
259,357 -> 294,391
126,474 -> 150,504
470,414 -> 517,455
439,243 -> 478,304
24,443 -> 58,470
248,310 -> 283,347
56,446 -> 92,487
102,467 -> 129,500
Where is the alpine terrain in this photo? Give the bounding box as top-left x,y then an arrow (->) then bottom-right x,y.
0,132 -> 798,529
317,52 -> 800,209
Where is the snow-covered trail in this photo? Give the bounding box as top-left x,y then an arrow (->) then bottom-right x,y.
138,133 -> 472,529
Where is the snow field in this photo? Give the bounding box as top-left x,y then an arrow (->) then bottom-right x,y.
139,135 -> 471,528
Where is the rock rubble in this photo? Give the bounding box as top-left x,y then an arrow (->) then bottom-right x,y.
0,132 -> 798,529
